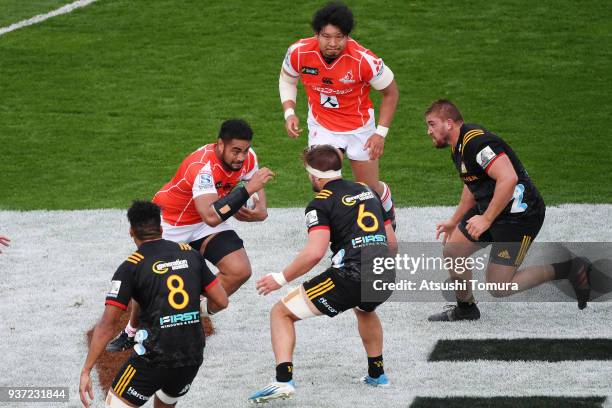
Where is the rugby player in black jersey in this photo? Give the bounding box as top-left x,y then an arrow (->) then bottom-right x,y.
424,99 -> 591,321
249,145 -> 397,403
79,201 -> 228,408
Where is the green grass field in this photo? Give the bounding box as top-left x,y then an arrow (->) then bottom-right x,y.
0,0 -> 73,27
1,0 -> 610,209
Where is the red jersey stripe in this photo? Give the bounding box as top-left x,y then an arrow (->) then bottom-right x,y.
105,300 -> 128,310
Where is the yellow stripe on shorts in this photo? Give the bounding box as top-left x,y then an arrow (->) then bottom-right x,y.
118,366 -> 137,396
515,235 -> 532,267
114,365 -> 133,394
305,278 -> 332,296
307,281 -> 335,300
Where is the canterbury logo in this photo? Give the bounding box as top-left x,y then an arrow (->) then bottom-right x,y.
126,252 -> 144,265
306,278 -> 335,300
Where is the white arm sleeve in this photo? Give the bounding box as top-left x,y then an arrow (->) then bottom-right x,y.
369,66 -> 395,90
279,68 -> 299,103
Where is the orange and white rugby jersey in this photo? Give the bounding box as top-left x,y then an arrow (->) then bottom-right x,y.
283,37 -> 388,133
153,144 -> 258,226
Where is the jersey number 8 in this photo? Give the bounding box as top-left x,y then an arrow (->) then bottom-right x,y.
357,204 -> 379,232
167,275 -> 189,310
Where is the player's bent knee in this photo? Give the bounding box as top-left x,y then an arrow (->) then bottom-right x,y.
442,241 -> 475,259
219,260 -> 252,284
105,390 -> 136,408
240,266 -> 252,282
442,244 -> 462,260
230,266 -> 252,286
226,253 -> 252,280
271,302 -> 293,320
155,390 -> 178,406
281,286 -> 320,320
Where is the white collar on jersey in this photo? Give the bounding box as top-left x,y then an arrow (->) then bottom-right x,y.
305,165 -> 342,179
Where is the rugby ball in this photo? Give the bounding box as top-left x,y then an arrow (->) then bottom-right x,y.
244,192 -> 259,210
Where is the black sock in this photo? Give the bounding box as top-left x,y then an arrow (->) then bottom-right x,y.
457,295 -> 476,309
552,260 -> 572,280
367,355 -> 384,378
275,362 -> 293,382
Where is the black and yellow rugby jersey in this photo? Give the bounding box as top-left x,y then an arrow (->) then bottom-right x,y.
452,123 -> 545,220
305,179 -> 391,281
105,239 -> 218,368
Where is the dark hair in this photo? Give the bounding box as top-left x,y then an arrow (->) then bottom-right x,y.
311,2 -> 354,35
127,200 -> 162,240
218,119 -> 253,142
424,99 -> 464,122
301,145 -> 343,172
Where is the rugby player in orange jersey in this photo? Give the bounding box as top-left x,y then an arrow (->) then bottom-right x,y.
106,119 -> 274,352
279,2 -> 399,226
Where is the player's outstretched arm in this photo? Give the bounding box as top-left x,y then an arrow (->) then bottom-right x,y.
256,229 -> 330,295
80,305 -> 124,407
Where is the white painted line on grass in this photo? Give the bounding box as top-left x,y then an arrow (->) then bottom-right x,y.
0,0 -> 98,37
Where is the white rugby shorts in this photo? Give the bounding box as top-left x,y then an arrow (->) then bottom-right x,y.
161,220 -> 232,244
307,108 -> 376,162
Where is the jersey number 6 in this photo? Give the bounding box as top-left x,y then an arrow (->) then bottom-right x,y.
357,204 -> 379,232
167,275 -> 189,310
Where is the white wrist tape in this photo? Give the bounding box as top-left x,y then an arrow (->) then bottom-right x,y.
270,272 -> 287,286
284,108 -> 295,120
376,125 -> 389,138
